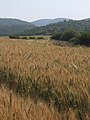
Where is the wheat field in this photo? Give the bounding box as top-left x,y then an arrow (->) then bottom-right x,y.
0,38 -> 90,120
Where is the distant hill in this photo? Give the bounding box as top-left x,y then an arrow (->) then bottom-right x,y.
0,18 -> 36,36
31,18 -> 69,27
22,18 -> 90,36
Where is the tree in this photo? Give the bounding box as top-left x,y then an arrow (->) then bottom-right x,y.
77,32 -> 90,46
61,29 -> 77,41
69,32 -> 90,46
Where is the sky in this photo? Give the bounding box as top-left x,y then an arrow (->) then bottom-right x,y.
0,0 -> 90,22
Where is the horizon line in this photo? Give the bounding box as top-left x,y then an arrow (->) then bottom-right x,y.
0,17 -> 90,22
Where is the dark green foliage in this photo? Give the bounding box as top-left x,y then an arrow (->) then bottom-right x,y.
21,19 -> 90,36
50,33 -> 62,40
51,29 -> 77,41
37,37 -> 44,39
51,30 -> 90,46
61,29 -> 77,41
69,37 -> 79,45
77,32 -> 90,46
69,32 -> 90,46
29,36 -> 36,39
21,36 -> 28,39
0,18 -> 36,36
9,35 -> 20,39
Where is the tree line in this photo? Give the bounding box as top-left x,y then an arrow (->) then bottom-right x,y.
51,29 -> 90,46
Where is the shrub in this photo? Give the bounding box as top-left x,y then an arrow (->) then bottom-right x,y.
37,37 -> 45,39
69,37 -> 79,45
69,32 -> 90,46
9,35 -> 20,39
21,36 -> 28,39
50,33 -> 62,40
29,36 -> 36,39
61,29 -> 77,41
77,32 -> 90,46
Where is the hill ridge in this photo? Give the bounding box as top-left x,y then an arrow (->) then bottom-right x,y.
0,18 -> 36,36
21,18 -> 90,36
31,18 -> 70,26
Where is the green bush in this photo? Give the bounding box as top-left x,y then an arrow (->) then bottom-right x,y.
37,37 -> 45,39
69,32 -> 90,46
29,36 -> 36,39
69,37 -> 79,45
61,29 -> 77,41
21,36 -> 28,39
50,33 -> 62,40
77,32 -> 90,46
9,35 -> 20,39
51,29 -> 77,41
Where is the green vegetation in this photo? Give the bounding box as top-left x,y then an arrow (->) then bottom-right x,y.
29,36 -> 36,39
61,29 -> 77,41
9,35 -> 46,40
32,18 -> 69,27
70,32 -> 90,46
21,36 -> 28,39
0,18 -> 36,36
21,19 -> 90,36
51,29 -> 77,41
37,36 -> 45,39
51,33 -> 62,40
51,29 -> 90,46
9,35 -> 21,39
69,37 -> 79,45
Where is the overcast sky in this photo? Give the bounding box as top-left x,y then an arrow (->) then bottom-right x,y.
0,0 -> 90,22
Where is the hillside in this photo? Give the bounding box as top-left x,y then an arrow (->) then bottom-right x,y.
22,19 -> 90,36
0,18 -> 36,36
31,18 -> 69,26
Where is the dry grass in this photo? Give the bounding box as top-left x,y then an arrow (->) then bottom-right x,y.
0,86 -> 61,120
0,38 -> 90,119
